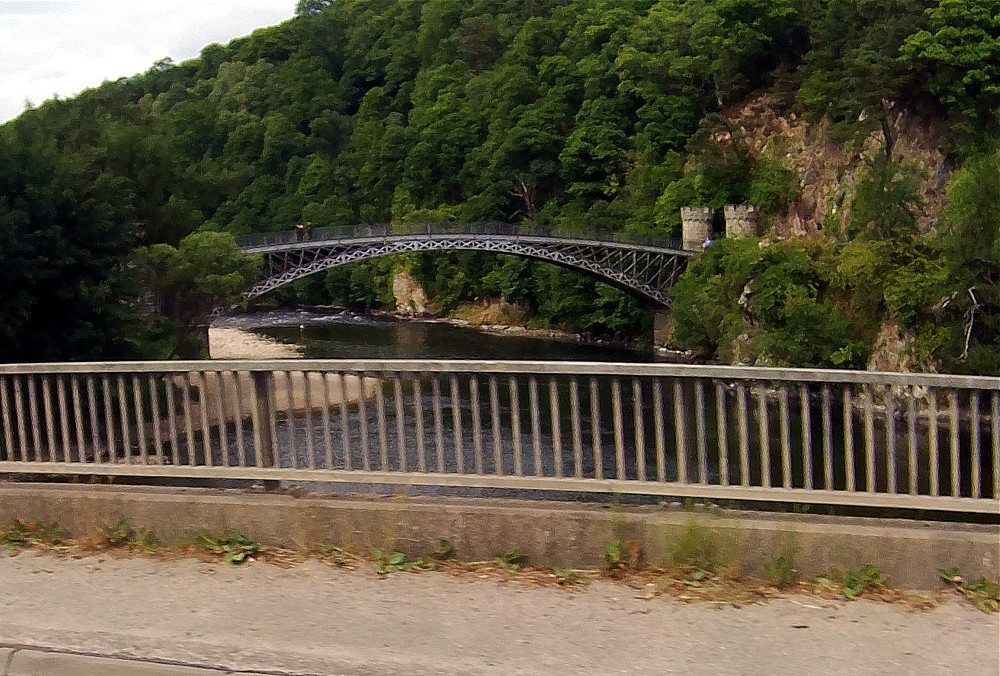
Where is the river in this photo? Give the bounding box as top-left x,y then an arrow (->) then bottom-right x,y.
215,310 -> 650,362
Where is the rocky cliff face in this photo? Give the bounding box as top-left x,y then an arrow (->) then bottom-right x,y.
392,270 -> 429,316
725,95 -> 950,237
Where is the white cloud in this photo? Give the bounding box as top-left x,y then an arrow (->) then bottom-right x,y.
0,0 -> 295,122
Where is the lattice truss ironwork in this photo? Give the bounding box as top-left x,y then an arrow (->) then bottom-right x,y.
243,236 -> 692,307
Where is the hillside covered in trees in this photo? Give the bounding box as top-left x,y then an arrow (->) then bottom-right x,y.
0,0 -> 997,373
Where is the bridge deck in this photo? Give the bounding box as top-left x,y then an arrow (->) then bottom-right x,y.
241,232 -> 693,257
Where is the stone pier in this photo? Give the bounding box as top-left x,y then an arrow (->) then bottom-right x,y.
653,310 -> 673,347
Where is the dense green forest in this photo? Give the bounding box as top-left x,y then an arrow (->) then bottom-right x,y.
0,0 -> 997,372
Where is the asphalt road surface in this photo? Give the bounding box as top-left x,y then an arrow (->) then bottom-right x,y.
0,553 -> 995,676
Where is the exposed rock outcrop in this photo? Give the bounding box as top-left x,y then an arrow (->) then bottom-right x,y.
392,270 -> 429,316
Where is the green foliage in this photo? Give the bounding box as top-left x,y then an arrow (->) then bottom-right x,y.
0,520 -> 63,553
551,566 -> 584,586
938,568 -> 1000,613
671,239 -> 869,368
799,0 -> 928,149
816,564 -> 885,600
847,156 -> 923,240
494,547 -> 527,572
295,0 -> 333,18
902,0 -> 1000,134
319,542 -> 358,567
135,232 -> 261,357
603,539 -> 641,574
762,532 -> 799,587
102,519 -> 158,552
131,528 -> 159,553
432,538 -> 455,561
196,529 -> 266,566
0,119 -> 144,362
371,547 -> 437,575
669,521 -> 726,573
748,157 -> 799,218
835,239 -> 949,328
604,498 -> 640,575
104,519 -> 134,548
936,151 -> 1000,374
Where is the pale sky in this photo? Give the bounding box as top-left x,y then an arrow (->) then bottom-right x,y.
0,0 -> 296,123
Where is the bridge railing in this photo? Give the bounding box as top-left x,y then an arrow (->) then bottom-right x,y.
0,360 -> 996,514
235,222 -> 685,251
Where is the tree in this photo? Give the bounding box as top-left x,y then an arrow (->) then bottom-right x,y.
135,232 -> 261,358
937,151 -> 1000,374
559,97 -> 628,199
0,117 -> 142,363
901,0 -> 1000,134
799,0 -> 929,154
847,155 -> 923,240
296,0 -> 334,17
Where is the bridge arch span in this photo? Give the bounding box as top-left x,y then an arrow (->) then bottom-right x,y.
239,225 -> 692,309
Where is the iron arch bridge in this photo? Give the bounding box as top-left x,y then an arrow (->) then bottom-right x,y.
237,223 -> 693,308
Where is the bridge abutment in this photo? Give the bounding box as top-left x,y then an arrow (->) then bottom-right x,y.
653,310 -> 673,347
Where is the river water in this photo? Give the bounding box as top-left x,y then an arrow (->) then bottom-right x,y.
219,310 -> 650,363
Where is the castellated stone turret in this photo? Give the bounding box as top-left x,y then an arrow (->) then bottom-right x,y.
724,204 -> 760,238
680,206 -> 714,252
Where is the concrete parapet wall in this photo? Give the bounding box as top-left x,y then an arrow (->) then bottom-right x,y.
0,484 -> 995,589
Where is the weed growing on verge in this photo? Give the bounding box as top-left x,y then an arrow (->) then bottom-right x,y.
98,520 -> 158,553
762,532 -> 799,587
669,521 -> 733,574
103,519 -> 133,548
196,529 -> 265,566
371,547 -> 436,574
320,542 -> 359,568
1,520 -> 63,554
130,527 -> 159,553
550,566 -> 584,586
603,539 -> 640,576
494,547 -> 526,572
763,554 -> 797,587
432,538 -> 455,560
604,496 -> 640,577
664,520 -> 742,589
939,568 -> 1000,613
815,564 -> 885,600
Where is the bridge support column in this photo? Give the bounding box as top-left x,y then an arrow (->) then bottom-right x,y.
681,207 -> 714,251
653,310 -> 673,348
